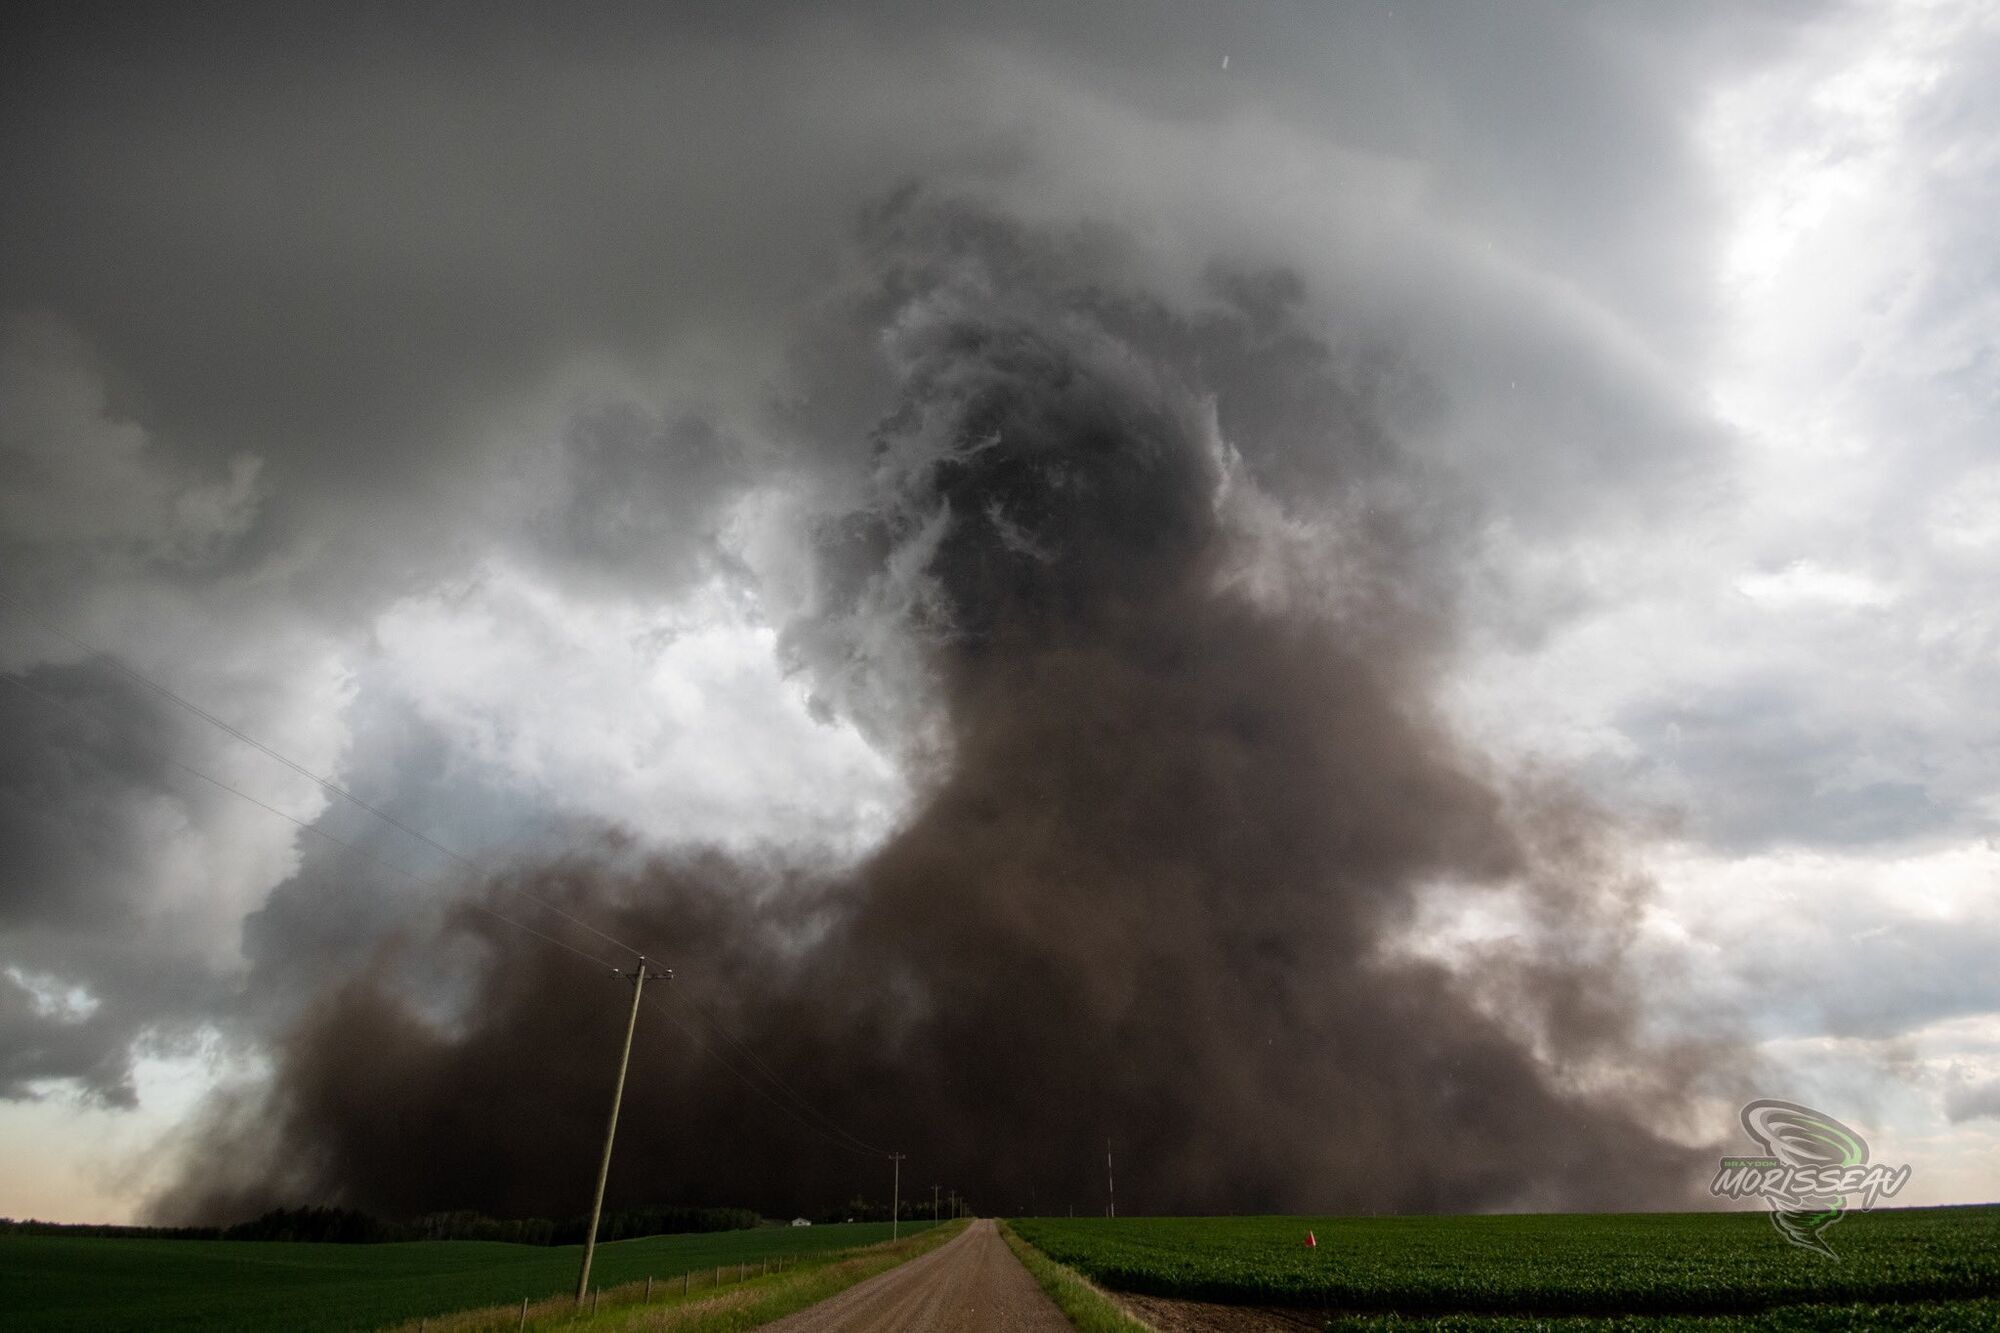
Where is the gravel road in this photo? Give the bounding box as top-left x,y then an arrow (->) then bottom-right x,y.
761,1218 -> 1073,1332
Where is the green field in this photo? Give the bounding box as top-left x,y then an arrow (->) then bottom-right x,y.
1,1220 -> 937,1332
1011,1206 -> 2000,1329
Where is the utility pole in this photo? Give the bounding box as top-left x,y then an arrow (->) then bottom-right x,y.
932,1184 -> 941,1224
889,1153 -> 906,1239
1106,1138 -> 1115,1219
576,960 -> 670,1305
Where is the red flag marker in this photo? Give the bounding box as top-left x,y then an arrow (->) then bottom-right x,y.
1304,1231 -> 1317,1248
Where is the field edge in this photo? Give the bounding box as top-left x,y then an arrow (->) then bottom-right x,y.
1008,1208 -> 2000,1318
1000,1219 -> 1155,1333
383,1217 -> 973,1332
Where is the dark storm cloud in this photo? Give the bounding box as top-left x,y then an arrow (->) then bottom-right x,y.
0,0 -> 1775,634
0,663 -> 231,1101
525,406 -> 755,595
3,3 -> 910,614
158,199 -> 1726,1222
0,0 -> 1825,1217
0,663 -> 183,930
769,196 -> 1448,742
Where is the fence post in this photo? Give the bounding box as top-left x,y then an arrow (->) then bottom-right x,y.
517,1295 -> 528,1330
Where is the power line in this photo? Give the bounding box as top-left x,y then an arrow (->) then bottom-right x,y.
2,600 -> 896,1167
640,987 -> 895,1162
0,591 -> 647,964
642,988 -> 887,1159
664,982 -> 896,1159
0,671 -> 618,974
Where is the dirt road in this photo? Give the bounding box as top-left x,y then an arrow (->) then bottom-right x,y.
761,1218 -> 1073,1332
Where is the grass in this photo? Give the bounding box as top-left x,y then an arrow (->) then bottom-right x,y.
1010,1206 -> 2000,1329
998,1219 -> 1149,1333
1,1220 -> 939,1332
389,1218 -> 970,1331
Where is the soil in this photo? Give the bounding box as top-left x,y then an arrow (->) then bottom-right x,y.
1113,1292 -> 1329,1331
760,1218 -> 1073,1332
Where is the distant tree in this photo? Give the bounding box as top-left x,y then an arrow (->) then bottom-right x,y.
223,1206 -> 403,1243
1,1201 -> 765,1246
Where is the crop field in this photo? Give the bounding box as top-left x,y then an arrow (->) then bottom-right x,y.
1011,1206 -> 2000,1329
1,1220 -> 937,1332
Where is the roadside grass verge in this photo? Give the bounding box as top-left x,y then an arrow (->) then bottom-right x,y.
384,1219 -> 969,1331
998,1221 -> 1152,1333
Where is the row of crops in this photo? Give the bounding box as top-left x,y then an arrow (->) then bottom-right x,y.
2,1220 -> 939,1331
1010,1206 -> 2000,1322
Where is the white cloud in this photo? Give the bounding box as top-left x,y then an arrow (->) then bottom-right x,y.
1450,0 -> 2000,858
368,553 -> 904,857
0,1030 -> 251,1224
2,967 -> 100,1023
1734,559 -> 1896,610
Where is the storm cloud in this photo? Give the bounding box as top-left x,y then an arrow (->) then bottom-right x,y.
4,1 -> 1996,1223
155,199 -> 1724,1221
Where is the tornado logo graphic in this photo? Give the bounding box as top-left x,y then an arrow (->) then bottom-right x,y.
1741,1100 -> 1863,1258
1711,1098 -> 1911,1259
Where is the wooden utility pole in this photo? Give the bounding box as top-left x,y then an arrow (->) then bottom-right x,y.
1106,1138 -> 1115,1219
576,961 -> 669,1304
889,1153 -> 906,1239
932,1184 -> 941,1224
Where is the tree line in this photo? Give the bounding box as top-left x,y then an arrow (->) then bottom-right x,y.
1,1202 -> 766,1245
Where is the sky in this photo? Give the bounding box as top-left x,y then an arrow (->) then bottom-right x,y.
2,0 -> 1997,1223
